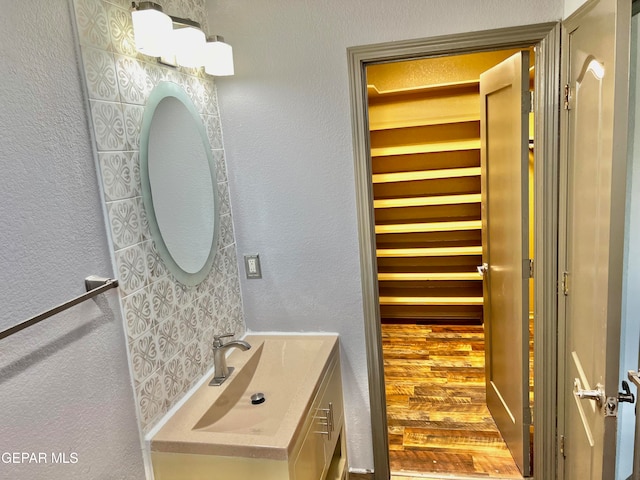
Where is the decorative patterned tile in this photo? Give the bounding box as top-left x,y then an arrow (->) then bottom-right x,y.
129,151 -> 142,192
122,287 -> 154,340
136,371 -> 165,428
136,196 -> 151,240
114,244 -> 147,295
202,79 -> 218,115
178,305 -> 198,344
219,214 -> 234,248
74,0 -> 111,50
199,328 -> 215,373
199,77 -> 219,116
144,240 -> 167,283
107,198 -> 142,249
174,282 -> 195,310
99,151 -> 135,201
217,181 -> 231,215
81,47 -> 119,101
196,293 -> 214,325
183,340 -> 203,383
129,329 -> 159,384
150,276 -> 176,318
163,69 -> 182,86
212,149 -> 227,183
74,0 -> 247,434
107,3 -> 138,57
156,314 -> 182,364
143,62 -> 166,93
115,55 -> 149,105
201,114 -> 223,149
90,100 -> 126,151
161,355 -> 185,404
195,270 -> 213,298
183,75 -> 207,113
213,280 -> 230,320
122,103 -> 144,150
219,244 -> 237,277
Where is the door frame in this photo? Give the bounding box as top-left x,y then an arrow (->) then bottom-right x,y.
347,22 -> 561,480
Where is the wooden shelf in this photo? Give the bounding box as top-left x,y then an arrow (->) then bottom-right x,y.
373,150 -> 479,175
378,272 -> 481,281
372,167 -> 480,184
374,194 -> 481,209
375,220 -> 481,234
377,246 -> 482,257
370,74 -> 485,321
379,296 -> 484,306
368,89 -> 480,131
371,139 -> 480,158
367,79 -> 479,97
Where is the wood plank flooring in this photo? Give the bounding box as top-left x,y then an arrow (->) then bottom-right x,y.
382,323 -> 524,479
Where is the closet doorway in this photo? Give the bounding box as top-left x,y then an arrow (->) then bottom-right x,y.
366,48 -> 535,478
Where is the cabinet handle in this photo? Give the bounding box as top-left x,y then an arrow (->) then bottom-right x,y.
328,402 -> 334,432
314,407 -> 331,439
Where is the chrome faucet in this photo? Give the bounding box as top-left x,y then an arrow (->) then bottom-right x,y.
209,333 -> 251,386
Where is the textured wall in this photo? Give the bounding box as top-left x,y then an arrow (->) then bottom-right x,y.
0,0 -> 144,478
564,0 -> 589,17
71,0 -> 245,433
206,0 -> 562,470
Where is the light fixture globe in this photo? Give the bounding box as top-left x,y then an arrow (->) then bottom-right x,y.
173,25 -> 206,68
131,2 -> 172,57
204,36 -> 234,76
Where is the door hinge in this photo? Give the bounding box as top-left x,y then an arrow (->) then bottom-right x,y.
529,259 -> 534,278
561,271 -> 569,296
564,84 -> 571,110
529,90 -> 535,113
560,434 -> 566,457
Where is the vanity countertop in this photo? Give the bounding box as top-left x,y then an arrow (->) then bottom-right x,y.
150,334 -> 339,460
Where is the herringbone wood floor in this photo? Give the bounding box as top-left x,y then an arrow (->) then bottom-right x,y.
382,323 -> 525,479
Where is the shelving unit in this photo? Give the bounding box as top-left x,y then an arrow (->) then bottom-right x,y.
369,81 -> 484,324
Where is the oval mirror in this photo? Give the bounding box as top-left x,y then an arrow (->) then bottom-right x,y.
140,81 -> 219,286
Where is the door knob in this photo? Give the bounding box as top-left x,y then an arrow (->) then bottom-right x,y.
574,378 -> 605,407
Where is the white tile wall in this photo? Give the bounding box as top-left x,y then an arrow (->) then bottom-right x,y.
73,0 -> 245,432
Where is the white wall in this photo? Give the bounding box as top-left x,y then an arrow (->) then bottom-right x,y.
0,0 -> 144,478
206,0 -> 562,470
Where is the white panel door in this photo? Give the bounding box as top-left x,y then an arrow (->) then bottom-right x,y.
561,0 -> 631,478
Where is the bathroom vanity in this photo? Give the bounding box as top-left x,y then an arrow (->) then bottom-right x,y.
150,334 -> 347,480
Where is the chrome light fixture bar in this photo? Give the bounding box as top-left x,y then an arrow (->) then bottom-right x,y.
130,2 -> 234,76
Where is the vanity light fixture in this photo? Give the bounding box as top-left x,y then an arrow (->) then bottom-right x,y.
172,19 -> 207,68
131,2 -> 172,57
203,36 -> 234,76
131,2 -> 234,76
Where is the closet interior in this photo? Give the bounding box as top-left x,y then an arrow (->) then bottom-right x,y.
367,49 -> 535,478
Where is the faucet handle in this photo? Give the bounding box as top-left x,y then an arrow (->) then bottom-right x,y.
212,332 -> 235,347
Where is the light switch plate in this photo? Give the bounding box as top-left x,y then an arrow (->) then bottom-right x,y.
244,254 -> 262,279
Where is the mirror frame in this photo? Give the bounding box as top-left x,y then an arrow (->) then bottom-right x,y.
140,81 -> 220,286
